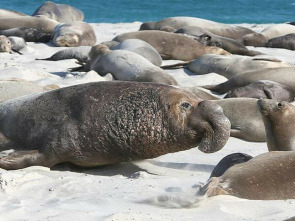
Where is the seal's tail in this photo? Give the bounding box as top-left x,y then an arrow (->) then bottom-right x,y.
35,57 -> 52,61
161,61 -> 190,69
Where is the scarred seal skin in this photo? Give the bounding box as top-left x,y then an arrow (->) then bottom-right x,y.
0,81 -> 231,170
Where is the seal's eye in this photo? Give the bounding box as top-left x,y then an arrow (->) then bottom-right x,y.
278,102 -> 283,109
181,102 -> 192,109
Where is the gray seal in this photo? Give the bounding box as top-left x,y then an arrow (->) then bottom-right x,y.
0,81 -> 231,169
0,28 -> 51,42
225,80 -> 295,102
213,98 -> 266,142
89,44 -> 177,85
52,21 -> 97,47
200,151 -> 295,200
32,1 -> 84,22
204,67 -> 295,94
258,99 -> 295,151
113,30 -> 230,61
110,39 -> 162,66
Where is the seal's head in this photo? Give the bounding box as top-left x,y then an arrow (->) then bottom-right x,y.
54,33 -> 80,47
257,99 -> 295,151
162,87 -> 231,153
241,33 -> 267,47
0,35 -> 11,53
89,44 -> 109,60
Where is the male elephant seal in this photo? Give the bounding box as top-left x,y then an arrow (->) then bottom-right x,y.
258,99 -> 295,151
204,67 -> 295,94
241,23 -> 295,46
162,54 -> 292,79
0,81 -> 231,169
0,35 -> 11,53
213,98 -> 265,142
225,80 -> 295,102
0,28 -> 51,42
32,1 -> 84,22
209,153 -> 253,178
175,26 -> 262,56
52,21 -> 96,47
0,17 -> 59,34
89,44 -> 177,85
140,17 -> 255,40
266,33 -> 295,50
110,39 -> 162,66
113,30 -> 230,61
200,151 -> 295,200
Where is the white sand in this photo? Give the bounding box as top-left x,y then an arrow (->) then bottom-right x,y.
0,22 -> 295,221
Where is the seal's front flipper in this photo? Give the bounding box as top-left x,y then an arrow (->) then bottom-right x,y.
0,150 -> 56,170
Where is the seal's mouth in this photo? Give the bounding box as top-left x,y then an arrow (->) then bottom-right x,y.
257,99 -> 271,116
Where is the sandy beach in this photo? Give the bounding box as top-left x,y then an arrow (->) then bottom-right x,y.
0,21 -> 295,221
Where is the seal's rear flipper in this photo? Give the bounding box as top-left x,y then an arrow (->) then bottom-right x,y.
160,61 -> 190,69
0,150 -> 57,170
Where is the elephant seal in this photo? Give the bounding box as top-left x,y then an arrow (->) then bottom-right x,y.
0,35 -> 11,53
52,21 -> 96,47
213,98 -> 266,142
175,26 -> 262,56
225,80 -> 295,102
0,80 -> 53,102
0,17 -> 59,34
36,46 -> 91,62
0,27 -> 51,42
110,39 -> 162,66
113,30 -> 230,61
162,54 -> 292,79
8,37 -> 27,53
241,23 -> 295,46
200,151 -> 295,200
258,99 -> 295,151
140,17 -> 255,40
209,153 -> 253,178
0,81 -> 231,169
89,44 -> 177,85
204,67 -> 295,94
266,33 -> 295,50
32,1 -> 84,22
0,9 -> 27,18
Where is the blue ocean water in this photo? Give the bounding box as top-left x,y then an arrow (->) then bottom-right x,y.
1,0 -> 295,24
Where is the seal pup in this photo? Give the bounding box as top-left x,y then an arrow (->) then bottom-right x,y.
266,33 -> 295,50
8,37 -> 27,53
0,27 -> 51,42
175,26 -> 262,56
140,17 -> 255,40
0,35 -> 11,53
225,80 -> 295,102
113,30 -> 230,61
162,54 -> 292,79
36,46 -> 91,62
204,67 -> 295,94
213,98 -> 266,142
33,1 -> 84,22
0,17 -> 59,34
258,99 -> 295,151
52,21 -> 96,47
0,81 -> 231,169
110,39 -> 162,66
209,153 -> 253,178
89,44 -> 177,85
200,151 -> 295,200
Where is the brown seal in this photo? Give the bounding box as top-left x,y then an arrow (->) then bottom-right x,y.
258,99 -> 295,151
225,80 -> 295,102
113,30 -> 230,61
32,1 -> 84,22
52,21 -> 96,47
0,81 -> 231,170
200,151 -> 295,200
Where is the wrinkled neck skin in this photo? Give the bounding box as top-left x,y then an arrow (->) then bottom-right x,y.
101,87 -> 200,161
